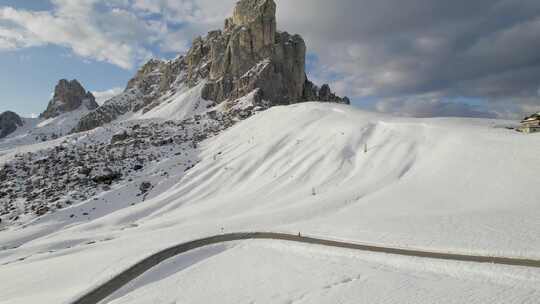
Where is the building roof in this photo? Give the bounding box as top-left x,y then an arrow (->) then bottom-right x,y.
522,113 -> 540,123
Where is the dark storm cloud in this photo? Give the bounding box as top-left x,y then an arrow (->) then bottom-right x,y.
3,0 -> 538,117
275,0 -> 540,117
374,94 -> 498,119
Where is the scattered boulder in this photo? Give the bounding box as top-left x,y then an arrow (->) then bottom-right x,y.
36,206 -> 49,216
139,182 -> 152,194
151,137 -> 174,147
78,167 -> 92,176
111,131 -> 131,144
91,168 -> 122,185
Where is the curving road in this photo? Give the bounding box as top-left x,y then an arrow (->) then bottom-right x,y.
71,232 -> 540,304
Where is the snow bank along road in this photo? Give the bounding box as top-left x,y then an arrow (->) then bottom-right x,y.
72,232 -> 540,304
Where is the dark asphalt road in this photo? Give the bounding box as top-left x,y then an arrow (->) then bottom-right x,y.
71,232 -> 540,304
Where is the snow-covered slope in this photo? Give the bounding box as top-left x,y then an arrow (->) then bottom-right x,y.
103,241 -> 540,304
136,82 -> 213,121
0,103 -> 539,303
0,108 -> 94,152
96,102 -> 539,256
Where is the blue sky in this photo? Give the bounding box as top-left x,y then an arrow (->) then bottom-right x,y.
0,0 -> 181,116
0,45 -> 134,116
1,0 -> 539,119
0,0 -> 50,10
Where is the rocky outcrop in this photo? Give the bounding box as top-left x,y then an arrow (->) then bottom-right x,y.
74,0 -> 348,132
0,106 -> 245,225
190,0 -> 348,105
0,111 -> 24,139
73,60 -> 180,132
303,82 -> 351,104
41,79 -> 98,119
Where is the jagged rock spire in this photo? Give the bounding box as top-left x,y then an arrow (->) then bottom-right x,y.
231,0 -> 276,53
41,79 -> 98,119
232,0 -> 276,26
199,0 -> 347,105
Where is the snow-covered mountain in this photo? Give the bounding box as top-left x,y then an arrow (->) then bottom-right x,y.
40,79 -> 98,119
1,0 -> 540,303
0,79 -> 100,151
2,0 -> 348,148
73,0 -> 348,133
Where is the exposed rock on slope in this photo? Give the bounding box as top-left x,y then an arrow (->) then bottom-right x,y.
74,0 -> 348,133
0,111 -> 24,139
0,100 -> 252,224
41,79 -> 98,119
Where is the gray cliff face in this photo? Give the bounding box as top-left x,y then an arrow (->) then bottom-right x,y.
192,0 -> 346,105
41,79 -> 98,119
74,0 -> 348,133
0,111 -> 24,139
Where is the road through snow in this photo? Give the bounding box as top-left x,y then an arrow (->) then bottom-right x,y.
2,103 -> 540,304
72,232 -> 540,304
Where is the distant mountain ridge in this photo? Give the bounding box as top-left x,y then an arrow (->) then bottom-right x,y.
0,79 -> 97,143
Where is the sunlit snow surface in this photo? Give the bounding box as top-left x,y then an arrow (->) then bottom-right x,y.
104,241 -> 540,304
1,103 -> 539,303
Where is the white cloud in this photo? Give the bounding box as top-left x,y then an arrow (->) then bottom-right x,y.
0,25 -> 40,49
131,0 -> 237,54
0,1 -> 165,69
1,0 -> 538,118
92,87 -> 123,104
132,0 -> 234,25
0,0 -> 238,70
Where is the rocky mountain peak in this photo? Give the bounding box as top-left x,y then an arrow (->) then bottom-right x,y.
41,79 -> 98,119
232,0 -> 276,26
74,0 -> 348,133
229,0 -> 276,53
0,111 -> 24,139
198,0 -> 348,105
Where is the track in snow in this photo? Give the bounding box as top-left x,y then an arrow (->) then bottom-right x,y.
72,232 -> 540,304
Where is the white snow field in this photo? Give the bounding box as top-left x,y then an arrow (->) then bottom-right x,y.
1,102 -> 539,303
103,241 -> 540,304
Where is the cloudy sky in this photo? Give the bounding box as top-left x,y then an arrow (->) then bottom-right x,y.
1,0 -> 539,118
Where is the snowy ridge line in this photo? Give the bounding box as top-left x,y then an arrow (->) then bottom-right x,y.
71,232 -> 540,304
